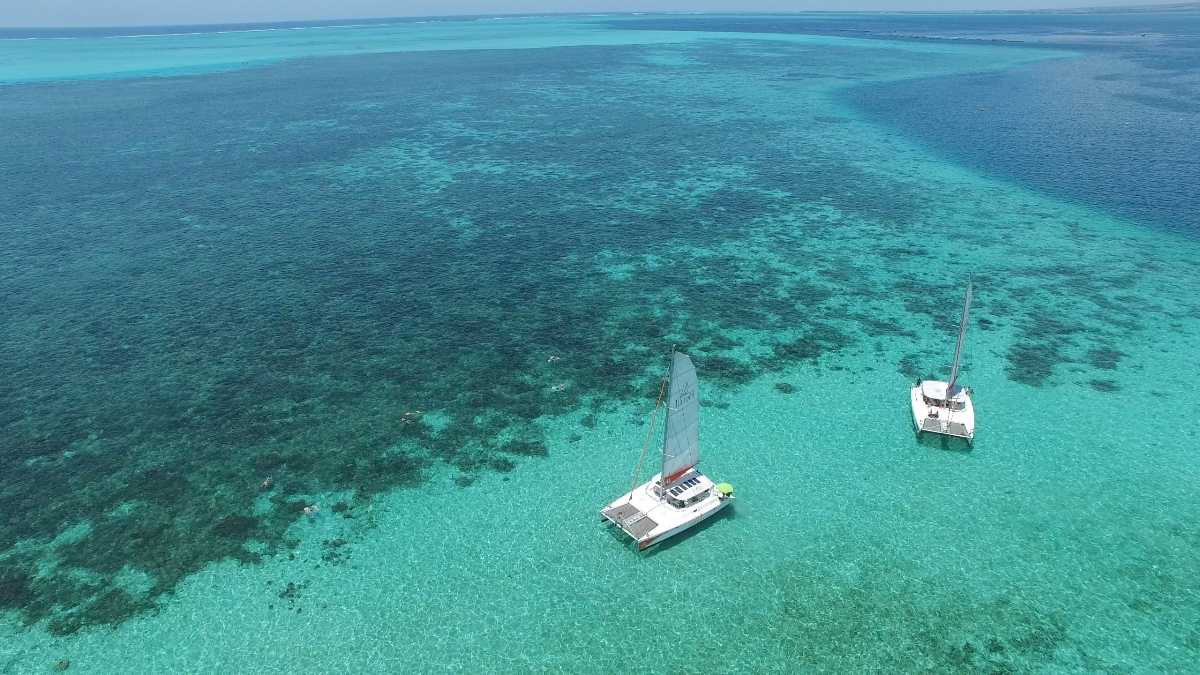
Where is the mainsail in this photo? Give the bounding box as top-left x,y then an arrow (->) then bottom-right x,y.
661,351 -> 700,485
947,280 -> 973,394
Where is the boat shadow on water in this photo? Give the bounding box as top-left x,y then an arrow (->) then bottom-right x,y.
636,505 -> 737,558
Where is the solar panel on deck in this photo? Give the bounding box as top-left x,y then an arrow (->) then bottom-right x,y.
669,476 -> 703,497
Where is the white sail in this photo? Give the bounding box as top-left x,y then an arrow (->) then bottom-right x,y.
947,280 -> 973,394
661,351 -> 699,485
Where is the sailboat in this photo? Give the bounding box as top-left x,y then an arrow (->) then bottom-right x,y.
910,280 -> 977,445
601,350 -> 734,550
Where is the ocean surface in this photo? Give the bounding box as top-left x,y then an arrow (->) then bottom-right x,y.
1,10 -> 1198,673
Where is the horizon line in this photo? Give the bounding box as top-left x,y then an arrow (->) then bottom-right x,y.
2,2 -> 1195,31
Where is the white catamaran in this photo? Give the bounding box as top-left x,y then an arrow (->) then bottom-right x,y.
601,350 -> 734,550
911,280 -> 977,445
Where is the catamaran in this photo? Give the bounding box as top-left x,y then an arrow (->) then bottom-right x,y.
601,350 -> 734,550
911,280 -> 976,445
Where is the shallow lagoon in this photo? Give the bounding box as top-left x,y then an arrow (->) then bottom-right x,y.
1,13 -> 1198,673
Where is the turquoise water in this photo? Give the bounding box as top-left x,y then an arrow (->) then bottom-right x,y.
2,12 -> 1198,673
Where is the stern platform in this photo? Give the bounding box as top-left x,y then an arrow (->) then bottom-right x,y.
601,502 -> 659,540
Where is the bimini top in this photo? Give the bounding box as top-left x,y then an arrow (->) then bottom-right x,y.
920,379 -> 969,403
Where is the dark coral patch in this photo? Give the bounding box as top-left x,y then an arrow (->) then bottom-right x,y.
46,589 -> 151,637
774,338 -> 824,361
501,440 -> 549,457
854,314 -> 917,338
489,457 -> 517,473
896,354 -> 922,380
79,589 -> 148,630
707,334 -> 742,350
213,515 -> 259,539
773,323 -> 853,364
321,538 -> 349,565
117,468 -> 190,505
1006,343 -> 1061,387
0,568 -> 33,610
697,355 -> 756,387
1086,347 -> 1125,371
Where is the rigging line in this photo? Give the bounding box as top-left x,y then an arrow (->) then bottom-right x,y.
628,373 -> 668,503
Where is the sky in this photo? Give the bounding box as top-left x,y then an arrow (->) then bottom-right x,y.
0,1 -> 1176,27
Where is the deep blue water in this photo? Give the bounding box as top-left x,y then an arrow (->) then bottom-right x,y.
616,11 -> 1200,233
612,10 -> 1200,41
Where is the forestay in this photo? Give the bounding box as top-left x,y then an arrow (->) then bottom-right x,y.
661,351 -> 699,485
947,280 -> 973,394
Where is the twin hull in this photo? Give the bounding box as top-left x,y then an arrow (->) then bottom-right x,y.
910,383 -> 976,442
601,473 -> 730,550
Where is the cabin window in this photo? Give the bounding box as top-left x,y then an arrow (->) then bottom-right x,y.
667,497 -> 685,508
685,490 -> 711,506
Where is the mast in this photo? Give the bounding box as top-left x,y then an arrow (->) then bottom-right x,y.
947,279 -> 973,394
659,349 -> 676,497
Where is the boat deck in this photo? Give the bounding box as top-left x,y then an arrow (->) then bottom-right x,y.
602,502 -> 659,540
917,416 -> 972,439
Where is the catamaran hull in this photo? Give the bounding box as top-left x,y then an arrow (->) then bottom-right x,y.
601,472 -> 732,550
910,384 -> 975,444
636,498 -> 730,550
